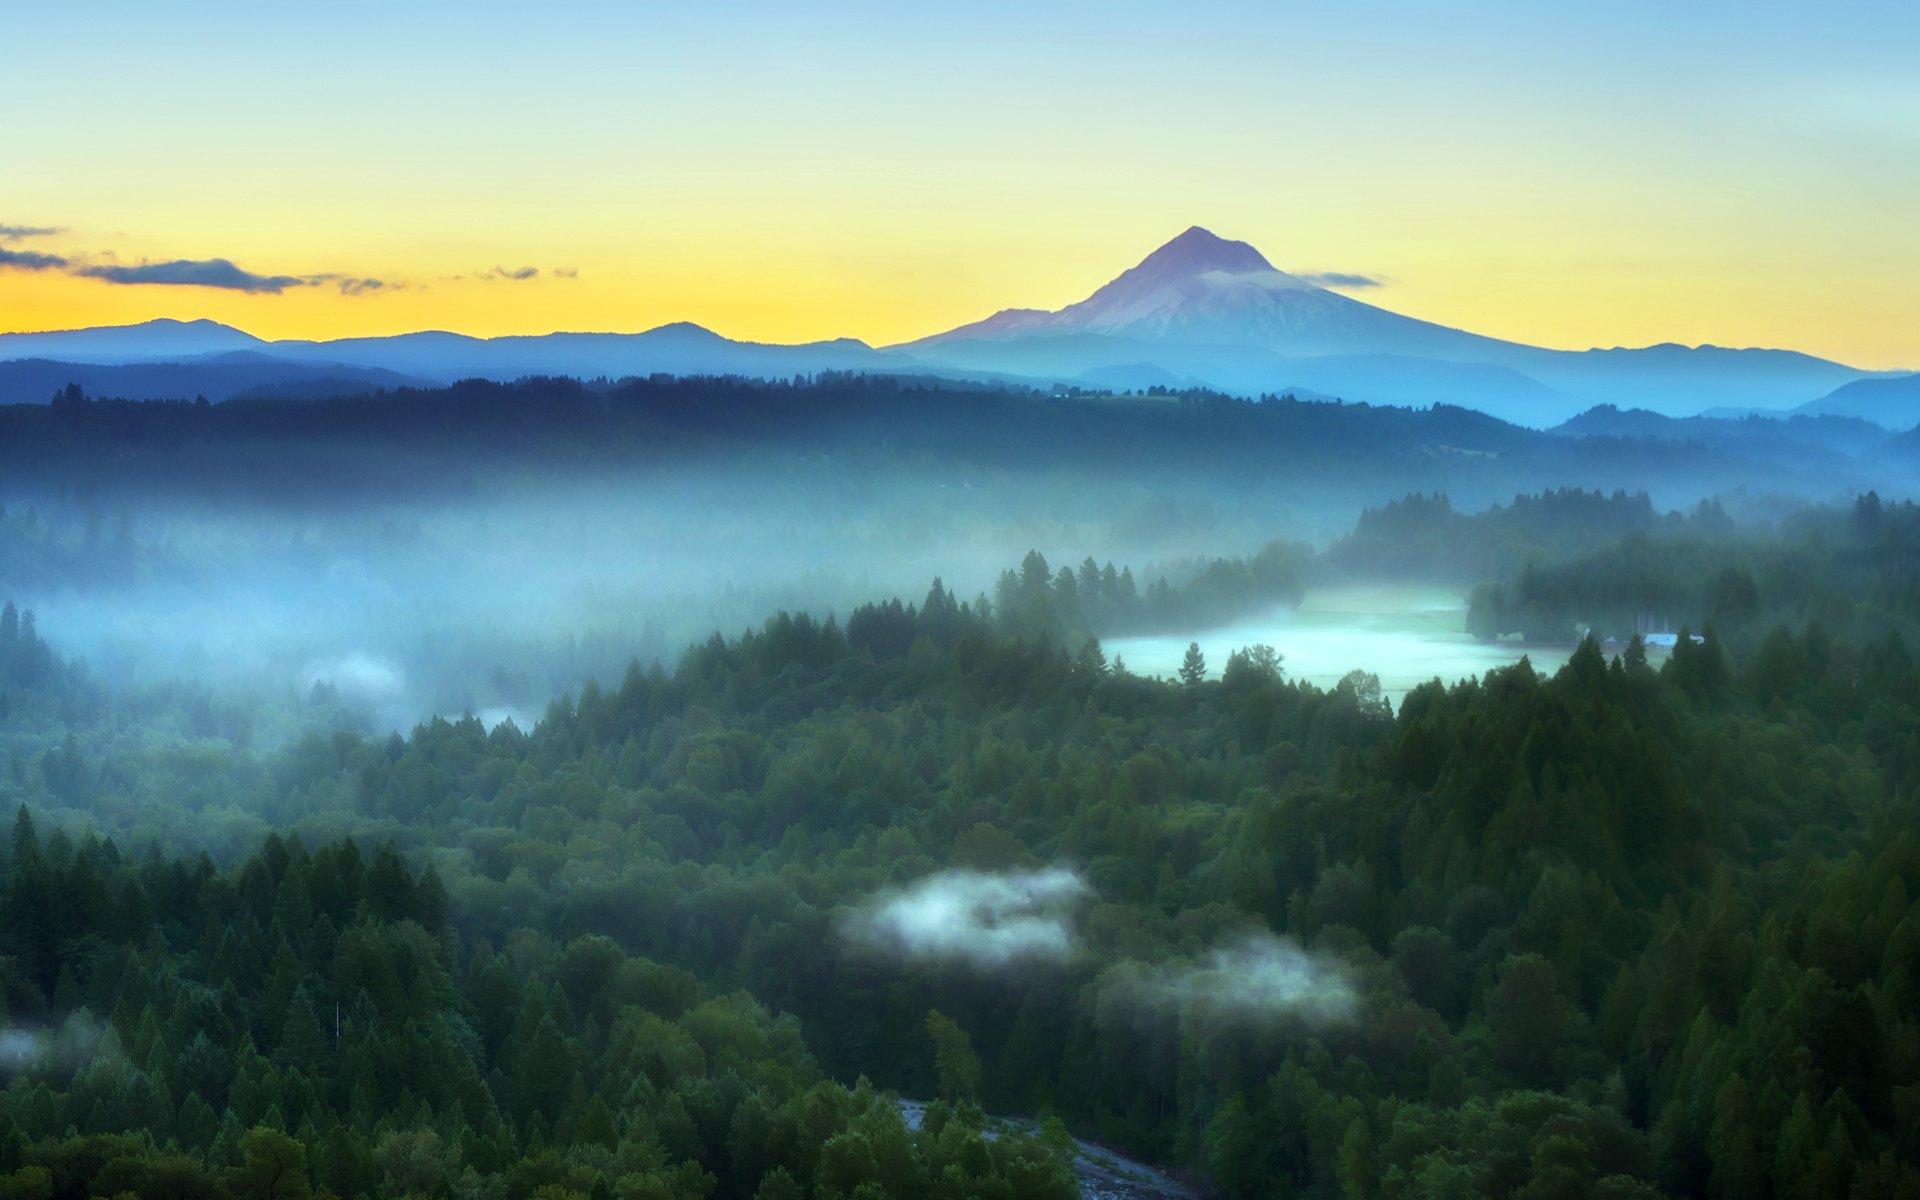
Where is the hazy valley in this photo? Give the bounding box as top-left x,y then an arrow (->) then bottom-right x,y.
5,6 -> 1920,1192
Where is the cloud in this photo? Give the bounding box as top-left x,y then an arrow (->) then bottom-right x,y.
75,257 -> 308,293
841,867 -> 1090,967
0,225 -> 398,295
0,247 -> 70,271
302,651 -> 406,704
844,868 -> 1355,1028
1298,271 -> 1385,290
458,265 -> 576,283
307,273 -> 397,295
64,256 -> 396,296
1109,932 -> 1356,1024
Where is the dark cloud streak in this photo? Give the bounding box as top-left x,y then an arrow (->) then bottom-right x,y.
75,258 -> 308,293
0,247 -> 71,271
308,274 -> 395,296
0,220 -> 545,296
466,265 -> 577,282
0,247 -> 397,295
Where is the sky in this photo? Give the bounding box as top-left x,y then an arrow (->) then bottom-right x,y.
2,0 -> 1916,367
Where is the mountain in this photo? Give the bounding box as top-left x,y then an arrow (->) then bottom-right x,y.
1070,361 -> 1207,392
1796,373 -> 1920,428
911,226 -> 1519,361
907,227 -> 1881,423
1522,343 -> 1877,417
0,317 -> 266,363
1551,403 -> 1892,465
264,322 -> 900,382
0,320 -> 913,402
0,353 -> 433,405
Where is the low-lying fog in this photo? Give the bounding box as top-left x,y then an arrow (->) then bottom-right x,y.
6,518 -> 1600,736
7,468 -> 1362,733
1103,584 -> 1578,702
7,467 -> 1661,738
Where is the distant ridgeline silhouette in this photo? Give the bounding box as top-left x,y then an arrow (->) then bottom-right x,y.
1,229 -> 1910,423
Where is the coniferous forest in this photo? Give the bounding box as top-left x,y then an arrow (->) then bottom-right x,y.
2,378 -> 1920,1199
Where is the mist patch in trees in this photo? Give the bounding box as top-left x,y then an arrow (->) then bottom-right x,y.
840,867 -> 1091,968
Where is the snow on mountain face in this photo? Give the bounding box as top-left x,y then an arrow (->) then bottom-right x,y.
1091,225 -> 1278,293
1063,263 -> 1388,351
912,226 -> 1503,359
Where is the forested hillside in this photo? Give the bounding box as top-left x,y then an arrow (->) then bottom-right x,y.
0,819 -> 1076,1200
5,492 -> 1920,1196
0,376 -> 1891,511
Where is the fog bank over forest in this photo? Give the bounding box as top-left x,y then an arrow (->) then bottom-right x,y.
3,373 -> 1913,731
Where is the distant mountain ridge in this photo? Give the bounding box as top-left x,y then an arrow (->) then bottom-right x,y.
904,227 -> 1887,423
1550,403 -> 1896,469
0,319 -> 897,379
0,317 -> 267,363
0,352 -> 433,406
1794,373 -> 1920,427
265,322 -> 901,381
0,319 -> 920,405
0,228 -> 1906,422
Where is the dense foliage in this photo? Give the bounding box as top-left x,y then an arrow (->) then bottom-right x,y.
5,491 -> 1920,1197
0,819 -> 1077,1200
0,376 -> 1854,512
1462,493 -> 1920,644
978,543 -> 1310,648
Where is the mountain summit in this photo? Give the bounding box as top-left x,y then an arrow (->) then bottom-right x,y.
1122,225 -> 1276,280
909,225 -> 1492,357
